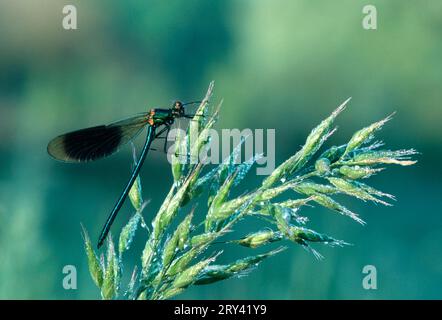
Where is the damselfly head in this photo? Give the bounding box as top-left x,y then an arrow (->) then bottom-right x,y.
173,100 -> 184,109
172,100 -> 202,117
172,100 -> 185,116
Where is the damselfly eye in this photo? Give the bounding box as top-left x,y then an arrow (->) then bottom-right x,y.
174,101 -> 183,109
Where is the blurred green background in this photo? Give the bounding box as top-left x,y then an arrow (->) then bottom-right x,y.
0,0 -> 441,299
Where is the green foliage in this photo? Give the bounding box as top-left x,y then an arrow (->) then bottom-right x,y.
82,83 -> 416,299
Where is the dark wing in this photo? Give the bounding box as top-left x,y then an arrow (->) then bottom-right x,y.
47,114 -> 149,162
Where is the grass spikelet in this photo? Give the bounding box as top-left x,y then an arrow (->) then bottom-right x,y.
209,193 -> 254,222
166,247 -> 205,277
293,182 -> 337,195
319,145 -> 346,163
162,211 -> 194,266
205,172 -> 237,231
101,235 -> 119,300
189,99 -> 220,166
128,175 -> 143,211
354,181 -> 396,201
171,127 -> 186,183
233,230 -> 283,248
124,266 -> 138,299
279,197 -> 313,209
342,113 -> 395,158
290,226 -> 349,247
129,145 -> 144,211
346,149 -> 418,166
195,247 -> 285,285
339,165 -> 384,179
170,253 -> 221,290
160,287 -> 184,300
190,231 -> 227,248
311,193 -> 365,224
254,183 -> 292,202
327,177 -> 392,206
118,213 -> 141,256
81,224 -> 103,289
153,164 -> 202,239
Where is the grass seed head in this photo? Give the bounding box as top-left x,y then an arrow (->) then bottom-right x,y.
82,83 -> 417,300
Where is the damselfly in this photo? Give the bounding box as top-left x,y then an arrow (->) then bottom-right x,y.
47,101 -> 201,248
